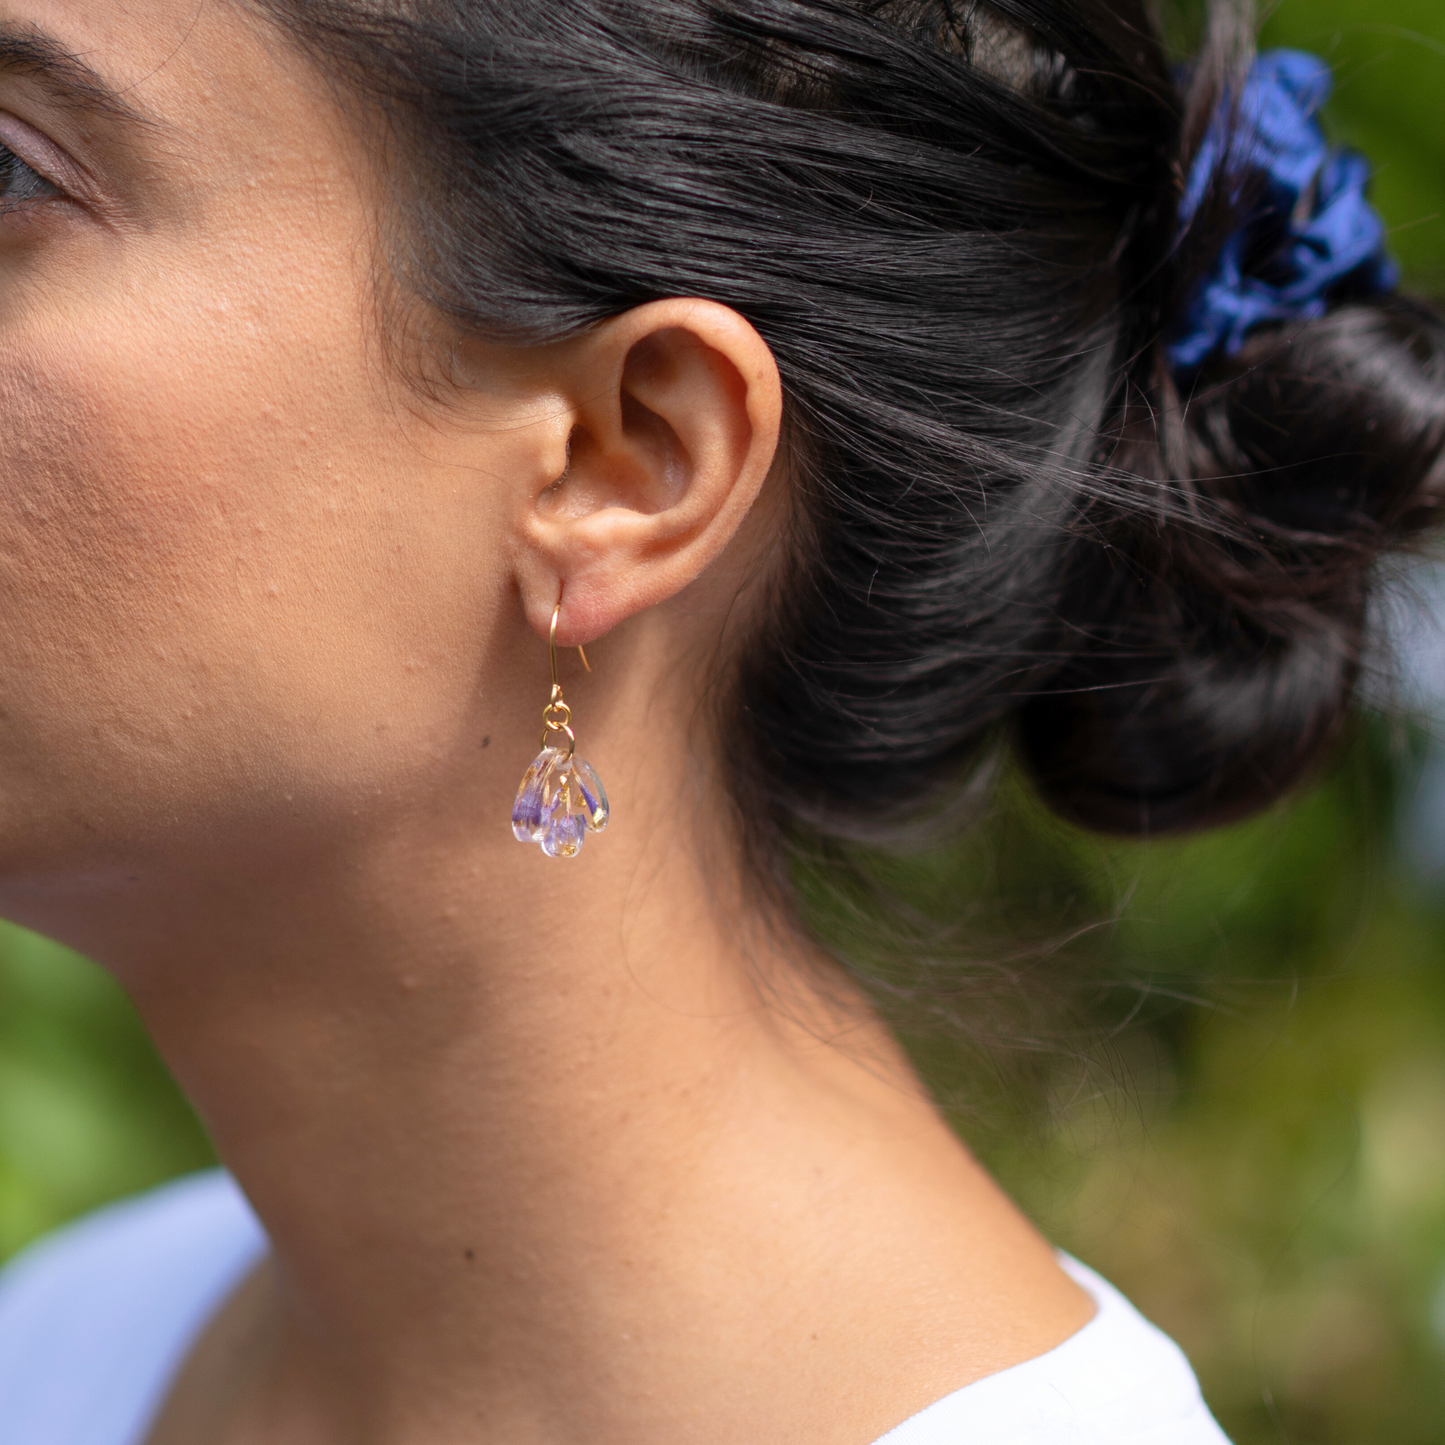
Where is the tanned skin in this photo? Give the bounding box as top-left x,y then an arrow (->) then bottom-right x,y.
0,4 -> 1091,1442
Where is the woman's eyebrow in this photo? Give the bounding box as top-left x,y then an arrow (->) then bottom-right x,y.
0,21 -> 151,126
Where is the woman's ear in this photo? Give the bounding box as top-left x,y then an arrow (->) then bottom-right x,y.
513,299 -> 783,646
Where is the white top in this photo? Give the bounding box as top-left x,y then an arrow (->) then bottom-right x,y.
0,1172 -> 1231,1444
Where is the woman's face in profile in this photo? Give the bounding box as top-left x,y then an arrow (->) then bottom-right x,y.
0,1 -> 537,888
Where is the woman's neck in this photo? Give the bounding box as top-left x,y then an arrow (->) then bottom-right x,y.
40,771 -> 1090,1445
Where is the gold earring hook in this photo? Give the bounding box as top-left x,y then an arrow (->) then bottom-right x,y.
541,590 -> 591,757
548,594 -> 590,689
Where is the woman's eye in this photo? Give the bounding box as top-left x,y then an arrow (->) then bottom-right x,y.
0,144 -> 59,212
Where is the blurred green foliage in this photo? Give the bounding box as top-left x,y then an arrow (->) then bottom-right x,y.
949,721 -> 1445,1445
4,4 -> 1445,1444
0,928 -> 213,1257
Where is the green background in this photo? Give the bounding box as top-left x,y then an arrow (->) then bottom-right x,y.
5,5 -> 1445,1442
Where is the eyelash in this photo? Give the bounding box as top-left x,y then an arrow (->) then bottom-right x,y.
0,143 -> 60,213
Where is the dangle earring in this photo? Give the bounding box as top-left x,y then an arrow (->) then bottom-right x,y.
510,593 -> 609,858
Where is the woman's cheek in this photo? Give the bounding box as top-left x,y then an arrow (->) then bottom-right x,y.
0,326 -> 434,861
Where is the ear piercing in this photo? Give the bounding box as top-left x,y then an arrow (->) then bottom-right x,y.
510,593 -> 609,858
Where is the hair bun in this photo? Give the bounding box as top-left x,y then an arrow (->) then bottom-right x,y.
1018,296 -> 1445,835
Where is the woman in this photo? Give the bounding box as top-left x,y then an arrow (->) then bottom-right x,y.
0,0 -> 1434,1440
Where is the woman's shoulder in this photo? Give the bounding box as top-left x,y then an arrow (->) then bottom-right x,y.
0,1171 -> 267,1445
0,1179 -> 1229,1445
874,1256 -> 1233,1445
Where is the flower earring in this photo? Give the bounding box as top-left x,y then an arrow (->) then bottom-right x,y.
511,594 -> 609,858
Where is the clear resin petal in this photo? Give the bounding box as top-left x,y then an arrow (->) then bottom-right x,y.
514,747 -> 608,856
571,757 -> 609,832
512,747 -> 564,842
541,811 -> 585,858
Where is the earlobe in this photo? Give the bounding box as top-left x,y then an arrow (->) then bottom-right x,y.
518,300 -> 783,648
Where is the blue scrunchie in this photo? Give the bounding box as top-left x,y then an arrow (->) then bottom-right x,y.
1166,49 -> 1399,375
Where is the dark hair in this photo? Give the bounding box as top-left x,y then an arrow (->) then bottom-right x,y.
252,1 -> 1445,886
